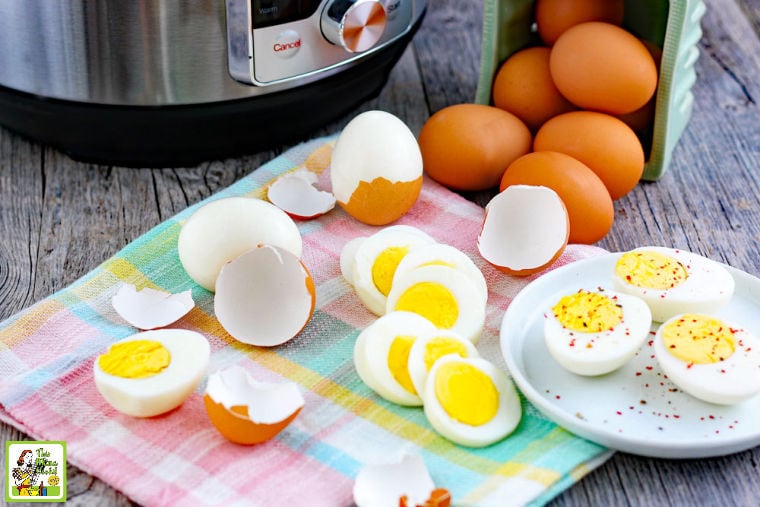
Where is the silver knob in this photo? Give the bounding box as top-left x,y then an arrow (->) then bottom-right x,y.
321,0 -> 387,53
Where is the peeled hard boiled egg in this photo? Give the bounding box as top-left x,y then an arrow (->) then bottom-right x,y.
93,329 -> 210,417
331,111 -> 423,225
612,247 -> 735,322
423,355 -> 521,448
654,313 -> 760,405
544,288 -> 652,376
178,197 -> 302,292
204,365 -> 305,444
407,330 -> 480,397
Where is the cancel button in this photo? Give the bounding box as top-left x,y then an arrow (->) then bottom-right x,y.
273,30 -> 301,59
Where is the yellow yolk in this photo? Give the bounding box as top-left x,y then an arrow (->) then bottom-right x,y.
424,337 -> 469,371
616,250 -> 688,289
662,314 -> 736,364
372,246 -> 409,296
552,290 -> 623,333
394,282 -> 459,329
98,339 -> 171,378
434,362 -> 498,426
388,335 -> 417,395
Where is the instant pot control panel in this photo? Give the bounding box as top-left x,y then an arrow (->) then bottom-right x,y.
226,0 -> 420,86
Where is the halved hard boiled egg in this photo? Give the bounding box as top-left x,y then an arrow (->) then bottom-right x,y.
612,247 -> 735,322
214,244 -> 315,347
653,313 -> 760,405
330,110 -> 424,225
203,365 -> 305,444
353,311 -> 438,406
93,329 -> 210,417
478,185 -> 569,276
423,355 -> 521,447
111,284 -> 195,330
267,169 -> 336,220
178,197 -> 302,292
386,265 -> 486,344
342,225 -> 436,316
544,288 -> 652,376
407,330 -> 480,397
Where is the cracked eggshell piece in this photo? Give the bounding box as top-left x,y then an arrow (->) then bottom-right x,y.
111,283 -> 194,330
203,365 -> 305,444
267,169 -> 336,220
477,185 -> 569,276
331,111 -> 423,225
214,244 -> 315,347
93,329 -> 210,417
353,452 -> 437,507
178,197 -> 303,292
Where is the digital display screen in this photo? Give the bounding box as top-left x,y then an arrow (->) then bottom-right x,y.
252,0 -> 322,28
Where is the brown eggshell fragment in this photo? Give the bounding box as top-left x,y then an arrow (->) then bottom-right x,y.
267,169 -> 336,220
111,284 -> 195,330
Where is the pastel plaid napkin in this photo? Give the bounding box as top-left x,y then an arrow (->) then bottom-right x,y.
0,136 -> 612,506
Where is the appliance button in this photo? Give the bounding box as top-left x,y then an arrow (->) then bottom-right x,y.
321,0 -> 387,53
272,30 -> 302,59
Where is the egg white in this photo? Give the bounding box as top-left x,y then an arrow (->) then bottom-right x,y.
544,288 -> 652,376
612,246 -> 735,322
653,313 -> 760,405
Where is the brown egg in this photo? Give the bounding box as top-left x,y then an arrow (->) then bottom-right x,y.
492,47 -> 576,132
418,104 -> 532,191
550,22 -> 658,115
534,111 -> 645,200
499,151 -> 614,244
535,0 -> 624,46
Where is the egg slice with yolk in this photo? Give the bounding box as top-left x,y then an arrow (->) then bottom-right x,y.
653,313 -> 760,405
544,288 -> 652,376
612,247 -> 735,322
407,330 -> 480,397
93,329 -> 210,417
423,355 -> 521,447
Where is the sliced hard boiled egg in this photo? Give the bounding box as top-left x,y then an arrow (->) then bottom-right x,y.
386,265 -> 486,344
423,355 -> 521,447
214,244 -> 315,347
478,185 -> 569,276
203,365 -> 305,444
612,247 -> 735,322
407,330 -> 480,397
111,283 -> 194,330
544,288 -> 652,376
353,453 -> 442,507
331,110 -> 424,225
393,243 -> 488,303
93,329 -> 210,417
267,169 -> 336,220
653,313 -> 760,405
178,197 -> 302,292
353,311 -> 438,406
348,225 -> 436,315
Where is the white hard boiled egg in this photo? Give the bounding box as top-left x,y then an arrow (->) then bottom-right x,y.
178,196 -> 302,292
386,265 -> 486,344
653,313 -> 760,405
204,365 -> 305,444
393,242 -> 488,303
330,110 -> 424,225
478,185 -> 569,276
346,225 -> 436,315
544,288 -> 652,376
214,244 -> 315,347
93,329 -> 210,417
111,283 -> 194,330
353,311 -> 438,406
407,330 -> 480,397
423,355 -> 521,448
612,247 -> 735,322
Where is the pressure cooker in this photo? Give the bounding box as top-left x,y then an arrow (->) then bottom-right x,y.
0,0 -> 427,167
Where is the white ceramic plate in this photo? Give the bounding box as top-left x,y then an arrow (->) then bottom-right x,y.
500,253 -> 760,459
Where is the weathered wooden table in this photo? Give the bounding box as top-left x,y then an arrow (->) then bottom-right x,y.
1,0 -> 758,504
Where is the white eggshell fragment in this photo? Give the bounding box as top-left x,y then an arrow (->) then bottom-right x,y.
267,169 -> 336,220
353,453 -> 436,507
93,329 -> 210,417
178,197 -> 303,292
111,283 -> 194,330
478,185 -> 569,276
214,244 -> 315,347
